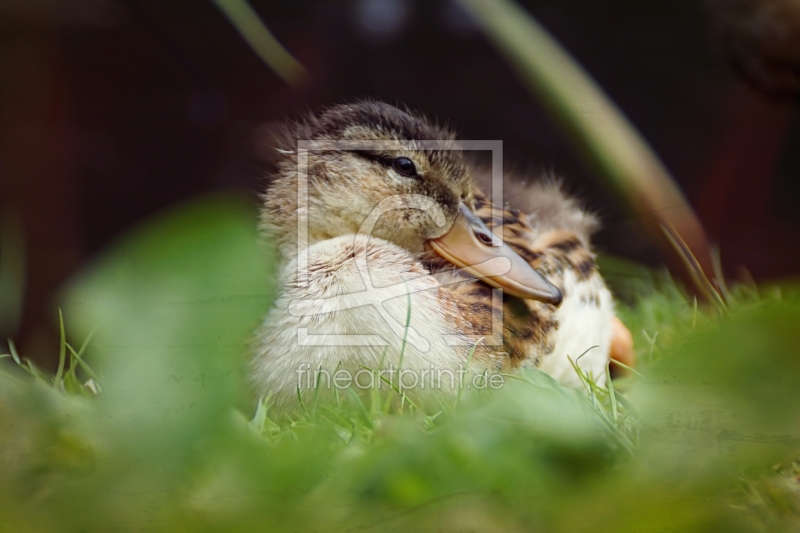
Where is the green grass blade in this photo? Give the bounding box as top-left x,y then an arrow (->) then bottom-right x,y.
8,339 -> 21,365
661,224 -> 727,310
605,365 -> 618,422
456,337 -> 482,407
609,359 -> 646,380
55,309 -> 67,385
397,281 -> 412,373
458,0 -> 715,288
211,0 -> 308,88
376,372 -> 422,413
65,343 -> 99,382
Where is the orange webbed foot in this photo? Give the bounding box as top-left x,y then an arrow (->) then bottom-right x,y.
609,315 -> 635,377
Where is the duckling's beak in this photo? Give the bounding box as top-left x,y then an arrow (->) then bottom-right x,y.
428,204 -> 563,306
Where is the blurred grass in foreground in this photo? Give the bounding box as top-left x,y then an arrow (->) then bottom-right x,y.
1,195 -> 799,532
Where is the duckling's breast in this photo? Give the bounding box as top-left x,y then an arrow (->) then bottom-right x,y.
537,268 -> 615,388
251,234 -> 496,409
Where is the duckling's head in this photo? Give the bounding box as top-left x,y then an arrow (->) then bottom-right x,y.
264,101 -> 472,253
263,101 -> 562,304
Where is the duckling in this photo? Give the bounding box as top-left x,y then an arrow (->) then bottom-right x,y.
252,101 -> 631,408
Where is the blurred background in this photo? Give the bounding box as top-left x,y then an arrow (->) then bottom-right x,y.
1,0 -> 799,368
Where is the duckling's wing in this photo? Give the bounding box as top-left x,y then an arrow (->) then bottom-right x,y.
472,186 -> 598,287
472,182 -> 635,381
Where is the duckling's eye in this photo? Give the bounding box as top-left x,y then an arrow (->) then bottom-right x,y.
392,157 -> 417,177
477,232 -> 494,245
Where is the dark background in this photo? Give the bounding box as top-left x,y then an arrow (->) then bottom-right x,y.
1,0 -> 799,367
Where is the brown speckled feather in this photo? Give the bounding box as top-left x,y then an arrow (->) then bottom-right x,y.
468,188 -> 603,369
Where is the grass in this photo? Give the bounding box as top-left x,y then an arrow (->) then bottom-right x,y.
1,194 -> 799,532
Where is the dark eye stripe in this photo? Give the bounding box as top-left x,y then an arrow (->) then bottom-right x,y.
351,151 -> 420,178
351,150 -> 399,168
351,149 -> 385,163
